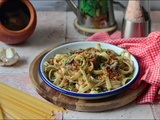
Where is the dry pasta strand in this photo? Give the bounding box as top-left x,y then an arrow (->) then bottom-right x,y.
0,82 -> 67,113
1,102 -> 32,119
0,104 -> 4,120
0,82 -> 67,119
3,110 -> 16,120
0,92 -> 51,119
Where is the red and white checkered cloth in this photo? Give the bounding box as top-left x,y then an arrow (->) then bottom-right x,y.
86,31 -> 160,104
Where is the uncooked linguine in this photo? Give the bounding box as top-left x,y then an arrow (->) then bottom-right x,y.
43,43 -> 134,93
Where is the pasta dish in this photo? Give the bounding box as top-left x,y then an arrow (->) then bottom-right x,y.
43,43 -> 134,93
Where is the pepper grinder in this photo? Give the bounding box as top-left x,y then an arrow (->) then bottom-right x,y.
121,0 -> 151,38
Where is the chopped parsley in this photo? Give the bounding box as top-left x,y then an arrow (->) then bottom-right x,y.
63,73 -> 65,76
100,63 -> 104,69
86,71 -> 93,74
101,48 -> 106,52
78,62 -> 82,66
82,55 -> 86,60
51,73 -> 56,79
98,89 -> 105,93
69,83 -> 75,87
86,48 -> 90,53
117,59 -> 123,65
101,57 -> 107,61
65,62 -> 69,64
128,75 -> 133,79
68,53 -> 72,58
92,77 -> 98,81
93,88 -> 105,93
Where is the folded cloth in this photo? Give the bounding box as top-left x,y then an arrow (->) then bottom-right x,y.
86,31 -> 160,104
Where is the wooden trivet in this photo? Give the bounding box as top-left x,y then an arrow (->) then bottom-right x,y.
74,18 -> 118,36
29,43 -> 148,112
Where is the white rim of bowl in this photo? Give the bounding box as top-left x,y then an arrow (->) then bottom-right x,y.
38,41 -> 140,98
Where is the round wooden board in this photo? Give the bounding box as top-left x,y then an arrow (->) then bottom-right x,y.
73,18 -> 118,36
29,43 -> 148,112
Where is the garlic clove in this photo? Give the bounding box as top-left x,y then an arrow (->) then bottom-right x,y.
6,48 -> 15,59
0,48 -> 19,66
0,48 -> 6,65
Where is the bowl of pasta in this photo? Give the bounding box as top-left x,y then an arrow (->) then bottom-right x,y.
39,41 -> 140,100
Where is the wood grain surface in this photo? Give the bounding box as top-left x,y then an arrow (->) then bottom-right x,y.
29,43 -> 148,112
73,18 -> 118,36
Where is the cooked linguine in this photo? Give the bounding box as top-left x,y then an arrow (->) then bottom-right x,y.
43,43 -> 134,93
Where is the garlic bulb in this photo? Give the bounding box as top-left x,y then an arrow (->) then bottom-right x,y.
0,48 -> 19,66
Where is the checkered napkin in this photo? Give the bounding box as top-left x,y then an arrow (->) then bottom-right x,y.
86,31 -> 160,104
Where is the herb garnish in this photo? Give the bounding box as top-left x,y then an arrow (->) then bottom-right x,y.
101,48 -> 106,52
117,59 -> 123,65
69,83 -> 75,87
65,62 -> 69,64
101,57 -> 107,61
68,53 -> 72,58
51,73 -> 56,79
128,75 -> 133,79
78,62 -> 82,66
86,48 -> 90,53
82,55 -> 86,60
100,63 -> 104,69
86,71 -> 92,74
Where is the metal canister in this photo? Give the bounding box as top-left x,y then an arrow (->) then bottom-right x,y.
66,0 -> 117,29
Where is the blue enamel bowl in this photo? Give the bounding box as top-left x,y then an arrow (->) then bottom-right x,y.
39,41 -> 140,100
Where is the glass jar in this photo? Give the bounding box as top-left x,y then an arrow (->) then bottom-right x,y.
125,0 -> 150,22
121,0 -> 151,38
